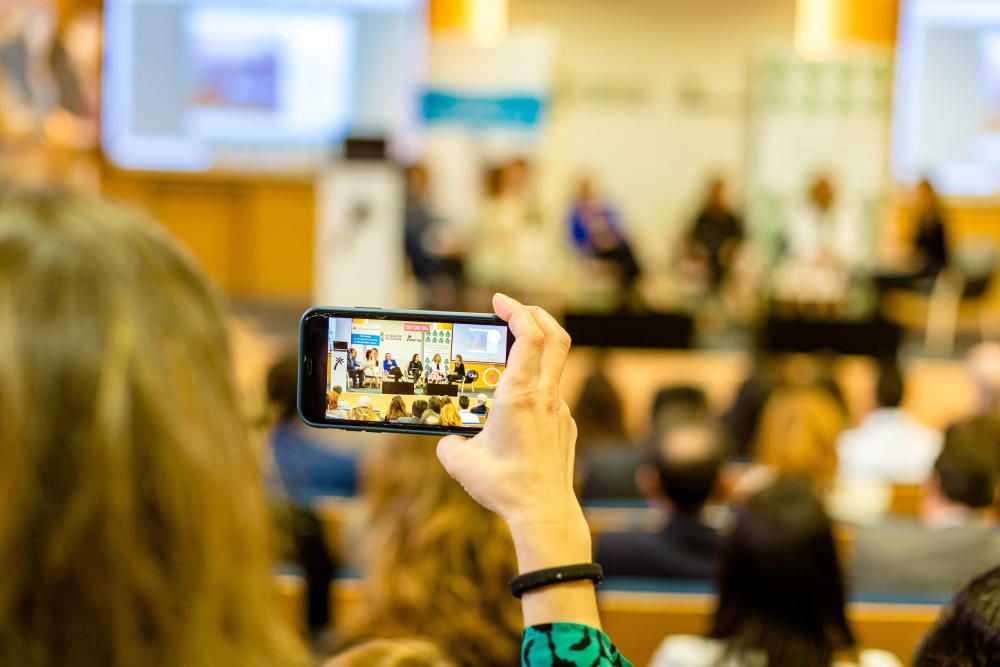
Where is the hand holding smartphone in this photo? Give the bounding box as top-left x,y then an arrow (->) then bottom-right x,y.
298,307 -> 513,435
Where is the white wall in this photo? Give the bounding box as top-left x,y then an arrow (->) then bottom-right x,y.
510,0 -> 796,258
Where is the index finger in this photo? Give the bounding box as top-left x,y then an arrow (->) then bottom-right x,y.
527,305 -> 571,392
493,292 -> 544,388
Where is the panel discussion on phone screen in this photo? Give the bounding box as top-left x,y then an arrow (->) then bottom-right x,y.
326,317 -> 507,428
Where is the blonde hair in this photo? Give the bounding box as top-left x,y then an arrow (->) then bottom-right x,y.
325,638 -> 456,667
0,188 -> 305,666
754,386 -> 846,493
342,437 -> 520,667
328,390 -> 341,411
439,403 -> 462,427
351,406 -> 379,422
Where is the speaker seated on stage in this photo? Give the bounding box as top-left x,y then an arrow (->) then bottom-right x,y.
427,353 -> 449,384
447,355 -> 466,383
407,354 -> 423,384
383,353 -> 404,381
347,348 -> 364,388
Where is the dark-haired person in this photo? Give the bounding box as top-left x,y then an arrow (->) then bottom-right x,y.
595,420 -> 723,580
850,418 -> 1000,594
395,399 -> 428,424
407,353 -> 423,384
914,565 -> 1000,666
448,354 -> 466,384
837,362 -> 942,484
649,479 -> 899,667
267,355 -> 358,646
458,395 -> 480,425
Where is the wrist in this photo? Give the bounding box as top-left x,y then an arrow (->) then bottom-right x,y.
507,506 -> 593,574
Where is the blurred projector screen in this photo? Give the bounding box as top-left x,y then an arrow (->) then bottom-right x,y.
102,0 -> 425,173
894,0 -> 1000,195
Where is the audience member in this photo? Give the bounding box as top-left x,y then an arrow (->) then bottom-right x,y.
471,393 -> 489,415
326,638 -> 456,667
838,362 -> 942,484
383,353 -> 403,381
327,390 -> 350,419
340,437 -> 520,667
0,189 -> 307,664
850,419 -> 1000,593
448,354 -> 466,383
428,397 -> 442,414
267,353 -> 354,645
385,395 -> 409,423
751,386 -> 845,495
913,565 -> 1000,666
573,364 -> 628,453
352,396 -> 379,422
458,395 -> 480,425
684,177 -> 743,290
440,403 -> 462,427
421,399 -> 442,425
332,385 -> 352,409
650,385 -> 711,435
397,399 -> 428,424
596,419 -> 723,579
650,478 -> 899,667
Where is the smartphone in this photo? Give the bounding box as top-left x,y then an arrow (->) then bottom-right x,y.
298,307 -> 512,435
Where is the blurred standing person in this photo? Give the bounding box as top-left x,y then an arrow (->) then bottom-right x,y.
403,164 -> 466,310
569,178 -> 643,308
683,177 -> 744,291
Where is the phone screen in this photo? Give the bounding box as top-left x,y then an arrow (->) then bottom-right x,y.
298,308 -> 511,434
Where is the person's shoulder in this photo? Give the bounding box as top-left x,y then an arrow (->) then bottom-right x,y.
649,635 -> 724,667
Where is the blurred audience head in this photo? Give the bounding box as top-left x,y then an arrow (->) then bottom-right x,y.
927,418 -> 1000,512
265,352 -> 300,422
386,395 -> 408,422
428,397 -> 442,414
327,390 -> 341,412
344,436 -> 520,667
459,395 -> 470,410
808,175 -> 835,211
753,386 -> 845,493
650,384 -> 710,436
968,341 -> 1000,414
476,393 -> 487,406
358,395 -> 373,409
573,363 -> 627,451
637,419 -> 723,516
0,187 -> 302,664
411,399 -> 429,420
440,403 -> 461,427
875,361 -> 905,410
326,638 -> 456,667
914,565 -> 1000,666
711,478 -> 853,665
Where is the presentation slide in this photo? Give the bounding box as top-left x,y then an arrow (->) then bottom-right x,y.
894,0 -> 1000,195
102,0 -> 425,173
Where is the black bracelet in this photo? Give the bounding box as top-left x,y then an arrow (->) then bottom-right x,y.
509,563 -> 604,599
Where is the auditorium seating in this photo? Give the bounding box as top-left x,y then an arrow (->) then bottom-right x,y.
274,574 -> 943,664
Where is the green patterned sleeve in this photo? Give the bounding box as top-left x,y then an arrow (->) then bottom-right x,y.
522,623 -> 634,667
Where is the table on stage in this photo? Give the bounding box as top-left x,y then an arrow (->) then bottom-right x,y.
426,383 -> 459,397
381,381 -> 415,395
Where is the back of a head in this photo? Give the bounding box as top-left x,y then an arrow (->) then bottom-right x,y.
267,352 -> 301,422
712,478 -> 853,666
346,436 -> 520,667
935,418 -> 1000,508
915,565 -> 1000,666
0,188 -> 300,665
753,386 -> 845,492
653,420 -> 723,515
573,368 -> 627,449
650,385 -> 710,434
876,362 -> 905,409
326,639 -> 456,667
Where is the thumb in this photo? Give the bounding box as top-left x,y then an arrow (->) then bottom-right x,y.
436,435 -> 475,482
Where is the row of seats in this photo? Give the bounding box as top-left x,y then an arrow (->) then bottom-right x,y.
274,575 -> 942,664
